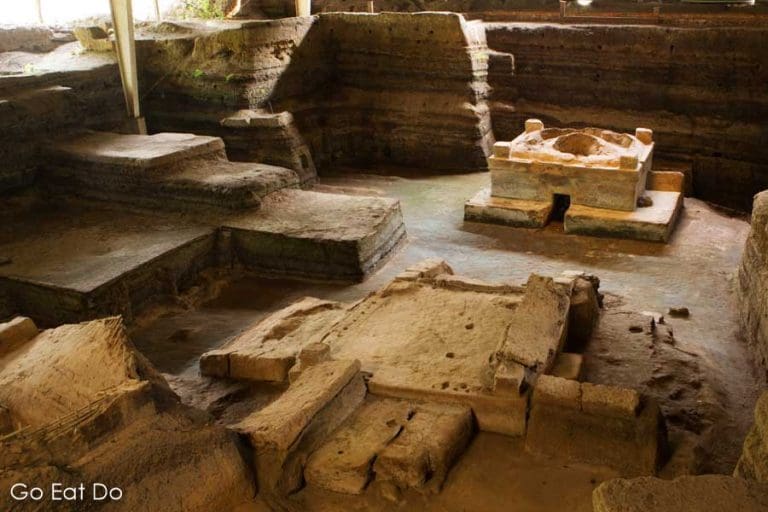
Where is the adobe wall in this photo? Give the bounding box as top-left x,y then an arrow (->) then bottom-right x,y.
138,13 -> 496,173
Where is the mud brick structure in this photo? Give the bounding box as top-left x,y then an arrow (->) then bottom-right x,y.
466,119 -> 683,242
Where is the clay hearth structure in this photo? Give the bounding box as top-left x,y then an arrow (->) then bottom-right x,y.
466,119 -> 684,242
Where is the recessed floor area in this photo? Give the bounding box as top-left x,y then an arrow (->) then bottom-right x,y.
129,170 -> 761,509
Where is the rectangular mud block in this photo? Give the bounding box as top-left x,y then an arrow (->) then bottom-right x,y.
526,381 -> 664,476
304,399 -> 413,494
581,382 -> 640,418
233,359 -> 366,497
374,403 -> 474,492
565,190 -> 683,243
533,374 -> 581,409
464,187 -> 552,228
494,274 -> 570,372
647,170 -> 684,193
0,317 -> 38,353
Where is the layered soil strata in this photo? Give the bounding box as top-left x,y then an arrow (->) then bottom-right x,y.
485,22 -> 768,211
136,13 -> 498,173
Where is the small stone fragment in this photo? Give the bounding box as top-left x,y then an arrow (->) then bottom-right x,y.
533,374 -> 581,409
581,382 -> 640,418
494,361 -> 527,395
668,307 -> 690,318
637,195 -> 654,208
73,26 -> 112,52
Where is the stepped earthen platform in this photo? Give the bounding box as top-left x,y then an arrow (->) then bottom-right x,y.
0,193 -> 404,324
0,130 -> 406,324
465,120 -> 684,242
45,131 -> 301,211
0,205 -> 216,325
223,189 -> 405,282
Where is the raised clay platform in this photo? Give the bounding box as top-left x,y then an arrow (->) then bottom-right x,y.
466,187 -> 683,242
201,259 -> 575,434
45,131 -> 301,211
223,189 -> 406,282
198,260 -> 664,504
465,120 -> 684,242
565,189 -> 683,242
0,206 -> 216,325
0,191 -> 405,324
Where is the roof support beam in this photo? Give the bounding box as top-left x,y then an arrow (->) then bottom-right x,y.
109,0 -> 146,134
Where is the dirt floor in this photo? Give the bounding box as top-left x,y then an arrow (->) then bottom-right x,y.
131,170 -> 762,510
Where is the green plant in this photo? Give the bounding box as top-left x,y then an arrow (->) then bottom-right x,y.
192,68 -> 206,78
181,0 -> 225,19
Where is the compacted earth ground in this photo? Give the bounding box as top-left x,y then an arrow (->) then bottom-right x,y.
130,170 -> 761,510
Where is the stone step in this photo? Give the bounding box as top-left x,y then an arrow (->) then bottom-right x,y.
564,190 -> 683,243
0,203 -> 217,326
222,188 -> 406,281
304,398 -> 474,495
45,131 -> 300,211
373,402 -> 474,493
231,359 -> 366,500
304,399 -> 413,494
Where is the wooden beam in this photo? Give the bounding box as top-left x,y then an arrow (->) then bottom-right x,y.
295,0 -> 311,17
34,0 -> 43,24
109,0 -> 146,134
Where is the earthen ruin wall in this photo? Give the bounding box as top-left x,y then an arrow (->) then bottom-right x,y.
486,22 -> 768,211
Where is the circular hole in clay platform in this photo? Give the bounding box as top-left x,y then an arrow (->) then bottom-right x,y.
553,132 -> 601,156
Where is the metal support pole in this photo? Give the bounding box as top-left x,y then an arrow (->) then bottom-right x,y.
153,0 -> 162,21
109,0 -> 146,134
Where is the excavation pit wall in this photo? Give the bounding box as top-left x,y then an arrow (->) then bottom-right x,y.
739,190 -> 768,378
137,13 -> 497,174
485,22 -> 768,211
0,57 -> 123,195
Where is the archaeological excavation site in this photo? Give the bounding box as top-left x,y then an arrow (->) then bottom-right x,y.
1,0 -> 768,510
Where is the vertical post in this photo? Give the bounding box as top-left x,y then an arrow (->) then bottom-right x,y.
153,0 -> 162,21
34,0 -> 44,24
295,0 -> 311,17
109,0 -> 146,134
367,1 -> 375,12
